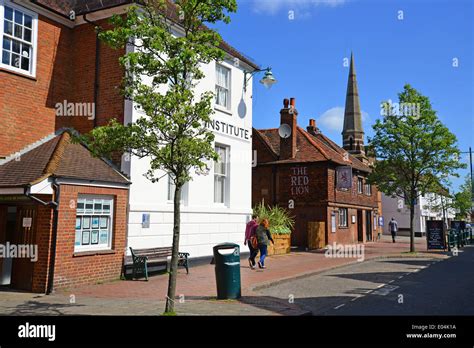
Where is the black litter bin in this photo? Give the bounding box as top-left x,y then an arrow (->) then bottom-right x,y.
213,243 -> 241,299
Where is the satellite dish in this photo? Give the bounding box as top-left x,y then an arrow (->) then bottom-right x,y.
278,124 -> 292,139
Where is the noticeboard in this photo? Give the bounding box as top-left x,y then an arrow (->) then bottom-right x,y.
426,220 -> 445,250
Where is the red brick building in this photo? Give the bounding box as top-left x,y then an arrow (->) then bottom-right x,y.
0,0 -> 131,293
0,0 -> 259,292
252,55 -> 381,249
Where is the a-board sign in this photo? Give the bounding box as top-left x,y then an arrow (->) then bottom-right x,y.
426,220 -> 445,250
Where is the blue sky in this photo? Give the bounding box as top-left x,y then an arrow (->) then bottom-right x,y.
214,0 -> 473,192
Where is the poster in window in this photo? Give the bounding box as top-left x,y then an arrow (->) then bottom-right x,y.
75,217 -> 81,230
92,217 -> 100,229
99,230 -> 108,244
83,217 -> 90,229
100,217 -> 108,229
91,230 -> 99,245
82,231 -> 90,245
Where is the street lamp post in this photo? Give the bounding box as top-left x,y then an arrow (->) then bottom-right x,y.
243,67 -> 277,92
460,148 -> 473,218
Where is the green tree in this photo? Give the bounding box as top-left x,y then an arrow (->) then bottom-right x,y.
80,0 -> 237,313
369,84 -> 465,252
452,175 -> 472,220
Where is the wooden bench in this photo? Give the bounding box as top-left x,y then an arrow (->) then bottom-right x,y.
124,247 -> 190,280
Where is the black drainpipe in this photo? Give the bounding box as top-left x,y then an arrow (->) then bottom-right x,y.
83,14 -> 100,128
25,179 -> 60,294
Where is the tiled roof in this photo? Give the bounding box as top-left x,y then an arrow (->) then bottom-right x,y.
0,131 -> 130,187
255,127 -> 372,173
33,0 -> 259,69
33,0 -> 132,16
0,136 -> 61,187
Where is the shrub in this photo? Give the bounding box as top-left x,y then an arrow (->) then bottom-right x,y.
253,202 -> 295,235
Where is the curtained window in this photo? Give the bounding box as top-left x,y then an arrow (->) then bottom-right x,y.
214,145 -> 228,204
215,64 -> 230,109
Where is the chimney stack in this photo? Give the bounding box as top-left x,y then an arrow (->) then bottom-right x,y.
290,98 -> 295,108
279,97 -> 298,160
307,118 -> 320,136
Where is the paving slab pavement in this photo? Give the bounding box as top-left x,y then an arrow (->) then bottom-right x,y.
0,236 -> 449,316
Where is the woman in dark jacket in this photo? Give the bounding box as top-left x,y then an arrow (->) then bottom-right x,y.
255,219 -> 274,269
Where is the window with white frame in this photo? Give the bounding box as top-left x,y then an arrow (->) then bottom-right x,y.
339,208 -> 348,227
365,183 -> 372,196
214,145 -> 228,204
357,177 -> 363,194
215,64 -> 230,109
1,1 -> 37,76
75,196 -> 114,252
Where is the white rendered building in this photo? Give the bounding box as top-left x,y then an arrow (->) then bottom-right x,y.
381,192 -> 455,236
121,30 -> 258,258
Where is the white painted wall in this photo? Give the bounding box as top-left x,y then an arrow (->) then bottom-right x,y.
382,192 -> 455,235
122,40 -> 255,258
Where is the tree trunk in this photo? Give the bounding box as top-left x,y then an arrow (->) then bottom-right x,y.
409,202 -> 415,253
165,184 -> 182,314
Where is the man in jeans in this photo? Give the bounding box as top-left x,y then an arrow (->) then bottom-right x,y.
388,217 -> 398,243
244,214 -> 259,269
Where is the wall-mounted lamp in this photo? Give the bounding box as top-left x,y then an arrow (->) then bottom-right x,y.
244,67 -> 277,92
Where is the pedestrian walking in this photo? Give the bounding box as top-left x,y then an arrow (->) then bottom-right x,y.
244,214 -> 259,269
388,217 -> 398,243
255,218 -> 274,269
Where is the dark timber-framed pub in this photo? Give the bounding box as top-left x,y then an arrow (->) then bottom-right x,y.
252,54 -> 382,249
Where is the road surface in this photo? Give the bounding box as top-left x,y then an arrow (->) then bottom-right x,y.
257,245 -> 474,315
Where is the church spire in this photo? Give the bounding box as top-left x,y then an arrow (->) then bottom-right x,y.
342,52 -> 365,158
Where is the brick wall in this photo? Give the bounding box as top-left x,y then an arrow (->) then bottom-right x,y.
0,14 -> 125,158
276,163 -> 328,206
252,130 -> 380,247
52,184 -> 128,290
0,15 -> 72,157
55,19 -> 125,133
31,201 -> 54,293
326,207 -> 361,245
327,165 -> 379,208
252,165 -> 274,205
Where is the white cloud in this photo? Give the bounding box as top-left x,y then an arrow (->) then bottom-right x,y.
317,106 -> 369,132
249,0 -> 347,15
